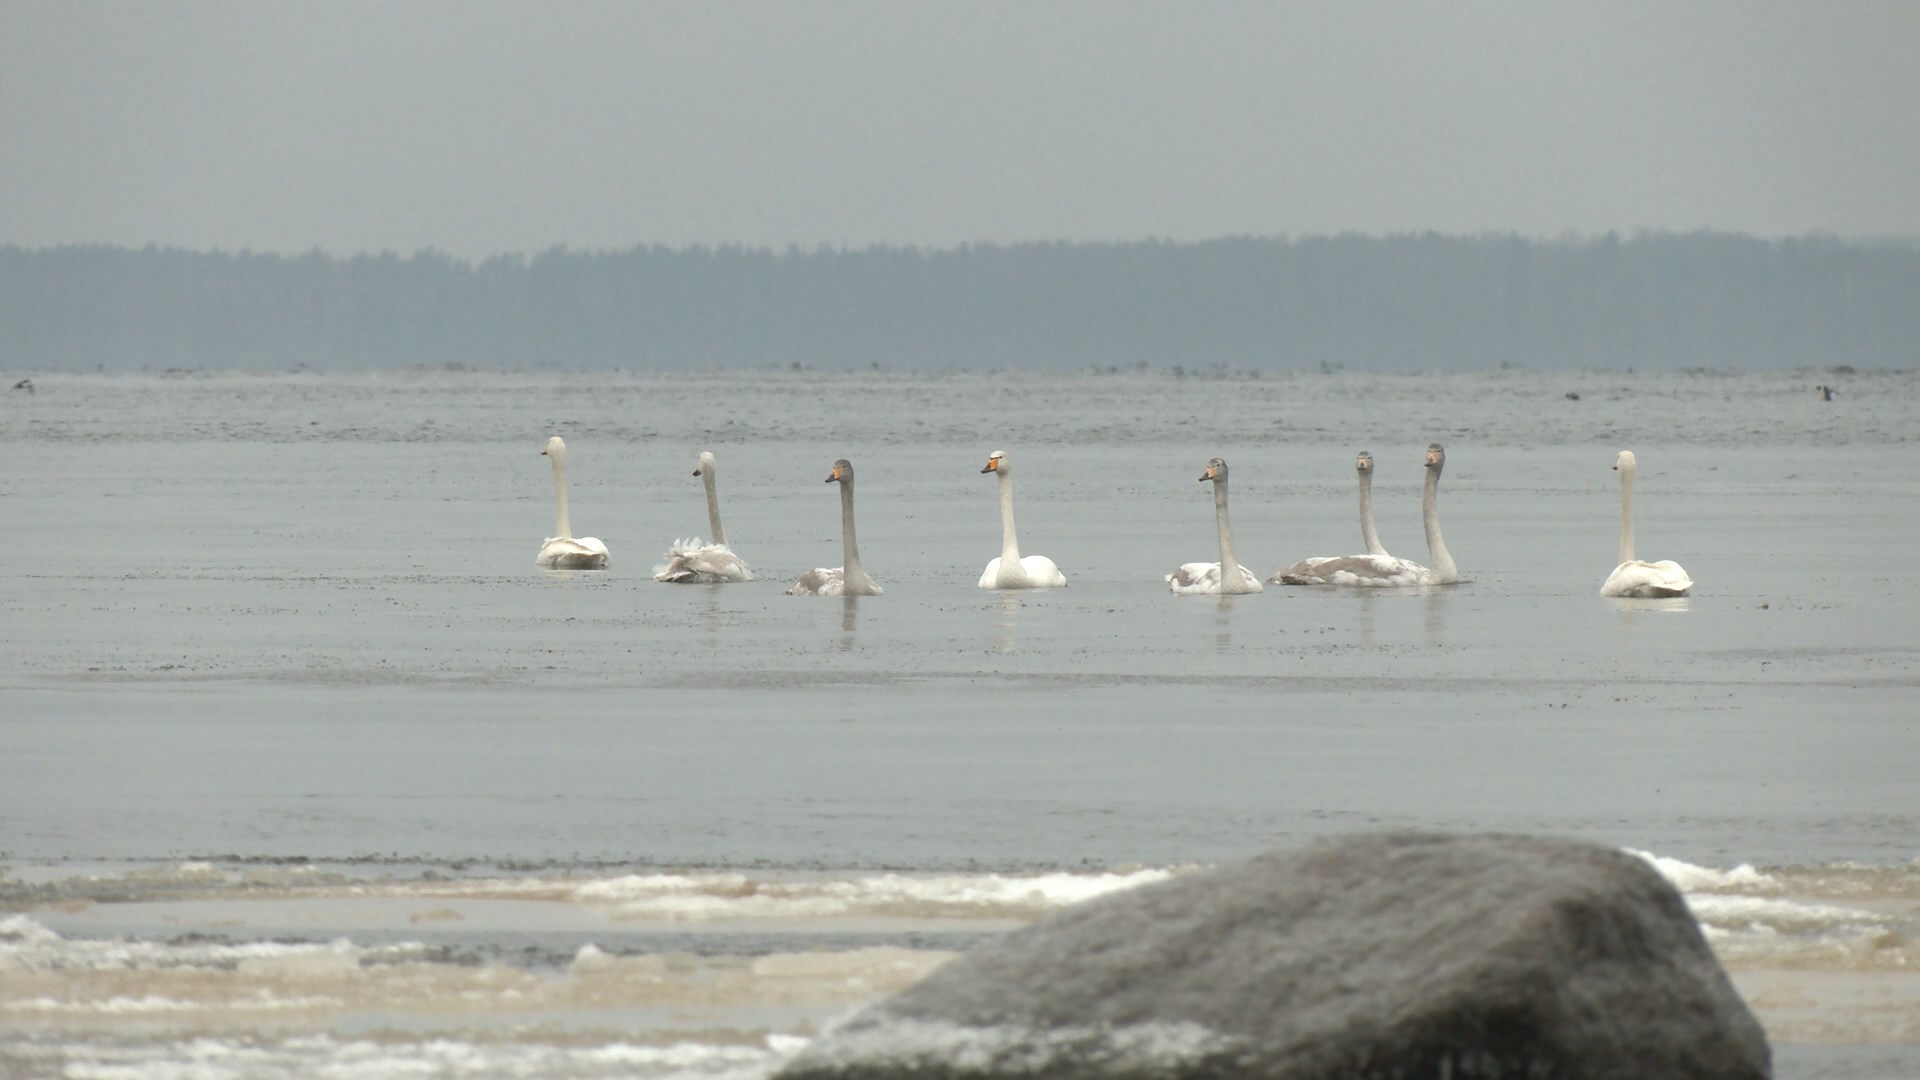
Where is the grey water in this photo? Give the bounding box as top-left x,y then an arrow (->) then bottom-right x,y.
1,369 -> 1917,1078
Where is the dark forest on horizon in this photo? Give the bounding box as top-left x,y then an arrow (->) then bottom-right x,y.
4,232 -> 1916,373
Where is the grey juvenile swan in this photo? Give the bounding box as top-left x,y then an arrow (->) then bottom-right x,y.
789,459 -> 882,596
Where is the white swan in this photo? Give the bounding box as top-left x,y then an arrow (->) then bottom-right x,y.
1273,444 -> 1459,587
1601,450 -> 1693,597
976,450 -> 1067,589
1167,457 -> 1263,595
535,435 -> 610,569
788,458 -> 883,596
654,451 -> 753,583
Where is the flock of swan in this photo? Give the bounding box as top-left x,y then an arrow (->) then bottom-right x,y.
536,436 -> 1693,599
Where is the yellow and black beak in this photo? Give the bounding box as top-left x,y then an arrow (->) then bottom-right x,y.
1198,466 -> 1214,482
826,466 -> 843,483
981,458 -> 998,474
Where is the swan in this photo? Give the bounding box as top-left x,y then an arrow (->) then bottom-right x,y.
1272,444 -> 1459,587
654,451 -> 753,583
535,435 -> 610,569
1601,450 -> 1693,597
976,450 -> 1067,589
1268,450 -> 1391,582
788,458 -> 882,596
1355,450 -> 1389,558
1167,458 -> 1263,595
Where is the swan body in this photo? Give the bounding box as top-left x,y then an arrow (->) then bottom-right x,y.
655,451 -> 753,583
789,459 -> 882,596
1277,553 -> 1441,588
1274,444 -> 1459,587
1601,450 -> 1692,597
536,436 -> 610,569
655,538 -> 751,583
976,450 -> 1067,589
1167,458 -> 1262,595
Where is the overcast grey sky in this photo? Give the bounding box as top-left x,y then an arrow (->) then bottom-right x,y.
4,1 -> 1917,257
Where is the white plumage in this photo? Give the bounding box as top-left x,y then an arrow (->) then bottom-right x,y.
655,451 -> 752,583
976,450 -> 1067,589
1600,450 -> 1693,598
535,436 -> 610,570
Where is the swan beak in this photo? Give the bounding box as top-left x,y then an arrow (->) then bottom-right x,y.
1198,466 -> 1214,481
981,460 -> 997,474
825,466 -> 842,483
693,467 -> 703,476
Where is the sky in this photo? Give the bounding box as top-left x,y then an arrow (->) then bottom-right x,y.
3,1 -> 1918,258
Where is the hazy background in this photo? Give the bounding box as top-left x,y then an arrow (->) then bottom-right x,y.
4,2 -> 1919,373
4,2 -> 1918,254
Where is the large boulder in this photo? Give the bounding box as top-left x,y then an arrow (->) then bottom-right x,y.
779,833 -> 1769,1079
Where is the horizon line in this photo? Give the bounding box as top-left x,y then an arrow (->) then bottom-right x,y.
5,228 -> 1919,263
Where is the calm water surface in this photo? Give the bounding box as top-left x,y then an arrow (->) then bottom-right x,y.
1,370 -> 1916,1078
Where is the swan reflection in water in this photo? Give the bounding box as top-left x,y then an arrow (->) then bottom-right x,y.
1423,587 -> 1449,645
1213,595 -> 1235,650
838,595 -> 859,647
993,593 -> 1022,655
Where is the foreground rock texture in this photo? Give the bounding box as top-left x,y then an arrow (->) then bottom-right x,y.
779,833 -> 1769,1079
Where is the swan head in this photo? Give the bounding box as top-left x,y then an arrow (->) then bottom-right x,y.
1613,450 -> 1636,473
1424,444 -> 1445,472
826,459 -> 852,484
1200,457 -> 1228,483
981,450 -> 1007,475
695,450 -> 717,477
1355,451 -> 1374,473
541,435 -> 566,459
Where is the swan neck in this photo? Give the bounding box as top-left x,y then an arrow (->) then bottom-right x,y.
997,470 -> 1021,564
1618,465 -> 1636,564
551,454 -> 573,539
1213,478 -> 1240,580
702,468 -> 726,547
1358,469 -> 1386,557
839,476 -> 863,577
1422,466 -> 1457,583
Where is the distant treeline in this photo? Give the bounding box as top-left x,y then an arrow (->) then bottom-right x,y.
3,233 -> 1917,372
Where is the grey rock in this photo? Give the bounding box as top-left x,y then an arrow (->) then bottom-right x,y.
778,833 -> 1769,1079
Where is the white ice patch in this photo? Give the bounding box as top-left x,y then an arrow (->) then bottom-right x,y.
1625,849 -> 1916,969
1627,849 -> 1780,893
0,914 -> 423,975
4,992 -> 344,1014
571,868 -> 1175,921
8,1034 -> 788,1080
1685,893 -> 1886,933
